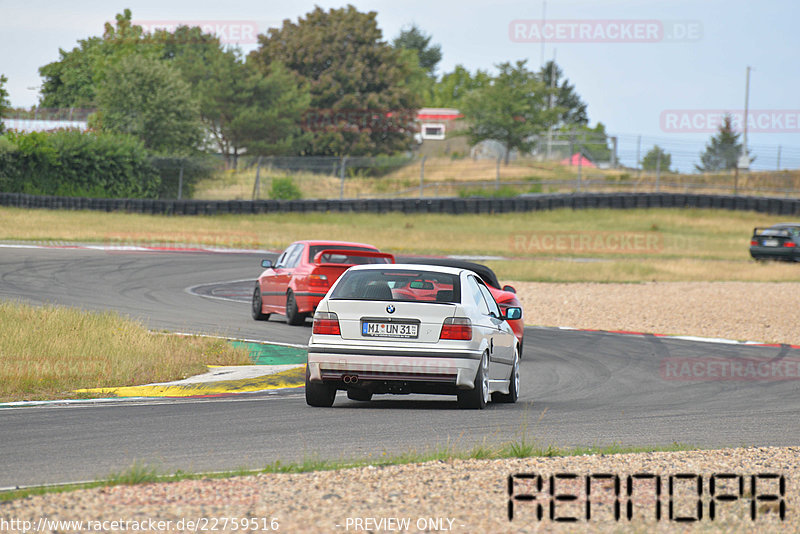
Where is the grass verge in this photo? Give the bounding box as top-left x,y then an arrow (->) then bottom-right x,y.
0,300 -> 251,402
0,440 -> 694,503
1,206 -> 799,282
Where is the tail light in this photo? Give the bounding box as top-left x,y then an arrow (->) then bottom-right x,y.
750,240 -> 758,246
313,312 -> 340,335
440,317 -> 472,340
784,242 -> 797,248
308,274 -> 329,288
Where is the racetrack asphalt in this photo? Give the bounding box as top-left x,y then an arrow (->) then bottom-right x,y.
0,246 -> 798,488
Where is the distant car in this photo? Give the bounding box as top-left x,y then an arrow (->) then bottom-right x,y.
252,241 -> 394,325
305,264 -> 522,409
750,224 -> 800,262
407,258 -> 525,356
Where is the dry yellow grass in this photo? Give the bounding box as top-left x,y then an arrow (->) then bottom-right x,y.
191,158 -> 800,200
192,158 -> 620,201
0,301 -> 251,402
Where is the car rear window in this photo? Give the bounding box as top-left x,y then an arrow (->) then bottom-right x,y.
307,245 -> 390,265
331,269 -> 461,303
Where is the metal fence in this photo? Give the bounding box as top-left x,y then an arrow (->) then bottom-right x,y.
220,155 -> 800,201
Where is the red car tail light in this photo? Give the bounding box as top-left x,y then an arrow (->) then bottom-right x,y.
308,274 -> 329,287
784,242 -> 797,248
750,240 -> 758,246
440,317 -> 472,340
313,312 -> 340,335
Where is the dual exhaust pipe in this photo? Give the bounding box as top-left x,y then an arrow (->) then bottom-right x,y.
342,374 -> 359,384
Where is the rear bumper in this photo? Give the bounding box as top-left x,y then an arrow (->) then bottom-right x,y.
307,344 -> 483,389
294,292 -> 327,314
750,246 -> 800,261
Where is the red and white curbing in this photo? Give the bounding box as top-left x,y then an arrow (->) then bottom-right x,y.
0,242 -> 274,254
0,242 -> 517,260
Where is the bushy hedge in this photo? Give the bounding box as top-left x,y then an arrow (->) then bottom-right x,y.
269,176 -> 303,200
0,130 -> 160,198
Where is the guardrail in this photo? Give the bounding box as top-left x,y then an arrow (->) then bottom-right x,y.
0,192 -> 798,216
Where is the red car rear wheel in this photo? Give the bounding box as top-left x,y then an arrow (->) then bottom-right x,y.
285,290 -> 306,325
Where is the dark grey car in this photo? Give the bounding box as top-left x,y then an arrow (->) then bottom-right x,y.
750,223 -> 800,262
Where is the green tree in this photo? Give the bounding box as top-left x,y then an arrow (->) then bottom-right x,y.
696,114 -> 752,172
642,145 -> 671,172
460,60 -> 558,164
198,52 -> 310,167
39,37 -> 103,108
392,24 -> 442,78
429,65 -> 491,108
94,54 -> 202,154
39,10 -> 161,109
249,5 -> 422,156
538,60 -> 588,127
566,122 -> 612,163
154,25 -> 224,88
0,74 -> 9,133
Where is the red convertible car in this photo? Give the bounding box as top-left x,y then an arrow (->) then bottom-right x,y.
407,258 -> 525,357
252,240 -> 394,325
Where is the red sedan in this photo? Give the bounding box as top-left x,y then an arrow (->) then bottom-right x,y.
252,241 -> 394,325
406,258 -> 525,357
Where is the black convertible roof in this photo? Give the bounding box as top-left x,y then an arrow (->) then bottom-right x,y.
406,258 -> 501,289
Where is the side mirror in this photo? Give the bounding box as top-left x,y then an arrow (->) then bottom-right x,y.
502,285 -> 516,293
503,307 -> 522,321
261,259 -> 273,269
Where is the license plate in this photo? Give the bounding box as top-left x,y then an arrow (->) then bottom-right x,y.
763,239 -> 779,247
362,322 -> 419,338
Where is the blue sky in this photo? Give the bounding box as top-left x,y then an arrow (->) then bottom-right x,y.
1,0 -> 798,171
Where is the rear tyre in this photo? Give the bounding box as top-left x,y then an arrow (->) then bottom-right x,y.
347,388 -> 373,401
305,366 -> 336,407
492,347 -> 519,404
285,290 -> 305,325
251,284 -> 270,321
458,352 -> 489,409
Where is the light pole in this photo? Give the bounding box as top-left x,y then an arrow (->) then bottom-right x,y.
741,66 -> 751,168
540,0 -> 547,67
734,66 -> 752,195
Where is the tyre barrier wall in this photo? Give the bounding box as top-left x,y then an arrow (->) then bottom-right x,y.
1,192 -> 799,216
